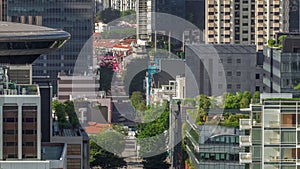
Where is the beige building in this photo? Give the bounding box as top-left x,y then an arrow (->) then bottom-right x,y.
205,0 -> 289,51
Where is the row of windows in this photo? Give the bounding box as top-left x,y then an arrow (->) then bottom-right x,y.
3,118 -> 18,122
2,142 -> 35,146
3,130 -> 37,134
206,135 -> 239,144
199,153 -> 239,161
219,58 -> 241,64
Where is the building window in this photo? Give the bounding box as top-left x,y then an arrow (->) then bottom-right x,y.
237,84 -> 241,89
227,84 -> 232,89
256,74 -> 260,79
227,58 -> 232,63
237,59 -> 241,63
236,72 -> 241,76
256,86 -> 260,91
227,71 -> 232,76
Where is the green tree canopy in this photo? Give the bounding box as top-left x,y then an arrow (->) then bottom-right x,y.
90,140 -> 126,169
130,91 -> 146,112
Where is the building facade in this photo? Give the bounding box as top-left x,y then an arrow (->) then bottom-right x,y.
263,35 -> 300,97
7,0 -> 95,94
0,22 -> 70,169
185,119 -> 246,169
239,93 -> 300,169
0,0 -> 7,21
185,44 -> 263,98
110,0 -> 136,11
205,0 -> 289,51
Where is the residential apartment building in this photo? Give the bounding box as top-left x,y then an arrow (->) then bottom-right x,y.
110,0 -> 136,11
7,0 -> 95,94
0,0 -> 7,21
205,0 -> 289,51
185,44 -> 263,98
136,0 -> 152,43
239,93 -> 300,169
263,34 -> 300,97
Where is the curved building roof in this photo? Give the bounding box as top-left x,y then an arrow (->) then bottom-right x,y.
0,22 -> 70,64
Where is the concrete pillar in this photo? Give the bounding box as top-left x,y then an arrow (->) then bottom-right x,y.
37,103 -> 41,160
0,103 -> 3,160
18,104 -> 22,159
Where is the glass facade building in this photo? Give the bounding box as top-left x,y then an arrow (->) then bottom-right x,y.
185,112 -> 246,169
263,35 -> 300,97
7,0 -> 94,94
240,94 -> 300,169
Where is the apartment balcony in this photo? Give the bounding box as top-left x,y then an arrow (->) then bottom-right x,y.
239,119 -> 252,130
257,1 -> 264,5
224,15 -> 230,20
240,136 -> 252,147
208,15 -> 215,20
257,23 -> 264,27
208,30 -> 215,35
224,8 -> 230,13
208,23 -> 215,27
208,8 -> 215,13
208,0 -> 214,4
257,8 -> 264,12
239,153 -> 252,164
224,23 -> 230,27
273,8 -> 280,13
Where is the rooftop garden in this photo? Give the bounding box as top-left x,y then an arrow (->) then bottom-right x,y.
52,100 -> 80,134
184,91 -> 259,127
268,35 -> 287,50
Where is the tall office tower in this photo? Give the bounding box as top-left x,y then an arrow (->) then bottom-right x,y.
0,0 -> 7,21
239,93 -> 300,169
7,0 -> 95,94
110,0 -> 136,11
205,0 -> 289,51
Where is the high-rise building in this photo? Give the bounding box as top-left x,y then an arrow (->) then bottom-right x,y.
0,0 -> 7,21
7,0 -> 95,94
136,0 -> 152,42
205,0 -> 289,51
0,22 -> 70,169
239,93 -> 300,169
263,34 -> 300,97
110,0 -> 136,11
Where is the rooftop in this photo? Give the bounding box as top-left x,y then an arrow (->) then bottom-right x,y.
0,22 -> 70,42
0,84 -> 39,96
186,44 -> 256,54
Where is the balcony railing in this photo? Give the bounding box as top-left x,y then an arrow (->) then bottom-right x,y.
239,136 -> 252,147
239,119 -> 252,130
239,153 -> 252,164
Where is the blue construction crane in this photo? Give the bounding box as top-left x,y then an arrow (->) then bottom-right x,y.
146,57 -> 185,105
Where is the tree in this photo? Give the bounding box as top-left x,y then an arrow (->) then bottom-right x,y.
120,10 -> 136,17
53,101 -> 68,129
252,91 -> 260,104
137,109 -> 170,168
196,94 -> 211,110
240,91 -> 251,108
94,130 -> 125,155
224,93 -> 240,109
90,140 -> 126,169
64,100 -> 79,128
130,91 -> 146,112
100,8 -> 121,23
268,39 -> 276,46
